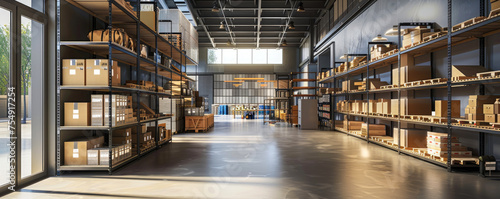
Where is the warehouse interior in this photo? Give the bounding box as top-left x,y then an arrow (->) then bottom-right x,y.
2,0 -> 500,198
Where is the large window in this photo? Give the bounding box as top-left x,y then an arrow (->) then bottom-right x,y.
207,49 -> 283,64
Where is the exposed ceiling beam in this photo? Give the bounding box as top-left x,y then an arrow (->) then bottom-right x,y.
257,0 -> 262,48
203,24 -> 310,26
200,31 -> 308,33
195,16 -> 316,19
193,7 -> 324,11
208,36 -> 304,39
197,17 -> 216,48
218,0 -> 236,45
200,42 -> 301,45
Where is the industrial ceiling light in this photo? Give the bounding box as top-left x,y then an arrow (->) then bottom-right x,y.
226,39 -> 232,46
282,40 -> 288,46
339,54 -> 347,60
288,21 -> 295,30
260,84 -> 268,87
372,34 -> 388,42
233,84 -> 242,87
297,1 -> 305,12
385,25 -> 399,36
212,1 -> 220,12
219,21 -> 225,29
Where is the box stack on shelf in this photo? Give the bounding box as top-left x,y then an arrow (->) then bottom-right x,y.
57,0 -> 196,173
159,9 -> 199,64
316,1 -> 500,169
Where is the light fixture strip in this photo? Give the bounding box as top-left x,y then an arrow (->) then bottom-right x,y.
218,0 -> 236,45
278,1 -> 299,46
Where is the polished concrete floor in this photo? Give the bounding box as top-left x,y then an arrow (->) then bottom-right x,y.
5,117 -> 500,198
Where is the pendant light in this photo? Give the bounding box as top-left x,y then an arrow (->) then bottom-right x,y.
212,1 -> 220,12
371,34 -> 388,42
282,40 -> 288,46
226,40 -> 232,46
339,54 -> 346,60
288,21 -> 295,30
385,25 -> 399,36
297,2 -> 305,12
219,21 -> 225,30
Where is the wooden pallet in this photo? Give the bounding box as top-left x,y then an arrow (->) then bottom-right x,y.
451,157 -> 479,165
422,31 -> 447,42
451,76 -> 477,82
422,78 -> 448,85
452,16 -> 487,32
489,8 -> 500,18
403,80 -> 423,87
476,70 -> 500,79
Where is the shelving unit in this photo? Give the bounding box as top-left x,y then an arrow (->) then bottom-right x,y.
316,1 -> 500,170
56,0 -> 196,174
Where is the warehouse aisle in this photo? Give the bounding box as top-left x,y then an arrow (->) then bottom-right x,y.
5,120 -> 500,198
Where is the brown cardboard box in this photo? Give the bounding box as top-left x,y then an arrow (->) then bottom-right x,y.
114,128 -> 132,137
403,27 -> 431,47
484,104 -> 495,115
465,105 -> 471,114
492,0 -> 500,10
91,95 -> 104,126
104,95 -> 119,126
393,128 -> 427,148
391,98 -> 431,116
139,11 -> 156,31
62,59 -> 86,85
392,54 -> 431,85
64,136 -> 103,165
113,136 -> 132,145
361,123 -> 386,137
467,113 -> 482,121
469,95 -> 498,107
86,59 -> 121,86
485,114 -> 496,123
132,124 -> 147,134
435,100 -> 460,118
64,140 -> 91,165
64,102 -> 90,126
344,121 -> 364,131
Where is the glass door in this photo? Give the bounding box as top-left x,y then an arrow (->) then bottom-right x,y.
0,4 -> 13,188
0,0 -> 46,193
19,15 -> 44,179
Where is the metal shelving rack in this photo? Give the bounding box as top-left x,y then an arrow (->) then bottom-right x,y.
56,0 -> 196,174
318,0 -> 500,170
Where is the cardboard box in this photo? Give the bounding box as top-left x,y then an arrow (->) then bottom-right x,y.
139,11 -> 157,31
427,132 -> 458,143
86,59 -> 121,86
64,102 -> 90,126
392,54 -> 431,85
393,128 -> 427,148
132,124 -> 147,134
485,114 -> 496,123
361,123 -> 386,137
62,59 -> 86,85
64,136 -> 103,165
403,27 -> 431,47
435,100 -> 460,118
98,147 -> 114,166
104,95 -> 118,126
484,104 -> 495,114
87,149 -> 100,165
492,0 -> 500,10
114,128 -> 131,137
469,95 -> 498,108
91,95 -> 104,126
344,121 -> 364,131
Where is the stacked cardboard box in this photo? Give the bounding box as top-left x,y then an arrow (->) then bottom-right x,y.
132,124 -> 153,149
349,56 -> 367,69
370,44 -> 397,60
64,136 -> 104,165
62,59 -> 121,86
102,95 -> 131,126
392,54 -> 431,86
465,95 -> 498,120
390,98 -> 432,116
376,99 -> 391,115
435,100 -> 460,118
343,119 -> 364,131
482,98 -> 500,123
159,98 -> 182,132
426,132 -> 471,158
393,128 -> 427,148
361,123 -> 386,137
